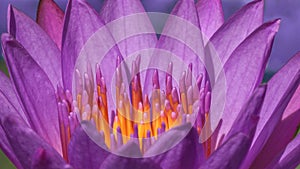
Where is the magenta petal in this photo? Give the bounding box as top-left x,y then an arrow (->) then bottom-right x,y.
37,0 -> 64,50
284,85 -> 300,118
218,20 -> 280,140
99,0 -> 157,56
210,0 -> 264,64
245,53 -> 300,169
145,124 -> 204,169
100,141 -> 161,169
225,85 -> 267,140
8,6 -> 62,86
2,34 -> 62,154
200,133 -> 251,169
68,122 -> 109,169
1,116 -> 65,169
196,0 -> 224,40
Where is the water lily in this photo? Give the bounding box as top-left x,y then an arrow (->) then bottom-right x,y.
0,0 -> 300,169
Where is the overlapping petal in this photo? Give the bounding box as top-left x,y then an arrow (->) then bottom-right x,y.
31,148 -> 72,169
61,0 -> 122,100
210,0 -> 264,64
196,0 -> 224,41
1,33 -> 61,154
200,133 -> 251,169
99,0 -> 157,57
273,134 -> 300,169
100,141 -> 161,169
218,19 -> 280,142
225,85 -> 266,140
68,122 -> 109,169
37,0 -> 64,50
1,116 -> 68,169
0,91 -> 24,169
144,0 -> 204,93
245,52 -> 300,169
145,124 -> 204,169
8,5 -> 62,86
0,71 -> 26,123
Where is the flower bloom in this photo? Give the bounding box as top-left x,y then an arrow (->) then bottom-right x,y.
0,0 -> 300,169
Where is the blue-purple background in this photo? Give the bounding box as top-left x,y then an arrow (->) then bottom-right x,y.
1,0 -> 300,72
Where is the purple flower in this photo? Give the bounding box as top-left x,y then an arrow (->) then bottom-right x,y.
0,0 -> 300,169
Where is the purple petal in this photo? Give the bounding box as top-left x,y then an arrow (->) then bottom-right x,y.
99,0 -> 157,56
145,124 -> 205,169
225,85 -> 267,140
217,19 -> 280,141
244,53 -> 300,169
200,133 -> 251,169
0,92 -> 25,169
0,115 -> 66,169
8,5 -> 61,86
68,122 -> 109,169
0,71 -> 27,123
144,0 -> 204,93
1,34 -> 62,154
62,0 -> 118,90
100,141 -> 161,169
283,84 -> 300,119
62,0 -> 123,113
210,0 -> 264,64
196,0 -> 224,40
31,148 -> 72,169
37,0 -> 64,50
274,134 -> 300,169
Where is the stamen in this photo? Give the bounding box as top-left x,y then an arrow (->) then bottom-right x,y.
64,57 -> 213,156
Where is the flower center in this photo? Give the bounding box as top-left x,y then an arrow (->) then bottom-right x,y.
56,55 -> 212,159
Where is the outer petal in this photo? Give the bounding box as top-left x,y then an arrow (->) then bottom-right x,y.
196,0 -> 224,40
0,92 -> 24,169
37,0 -> 64,50
99,0 -> 157,57
145,124 -> 205,169
245,53 -> 300,169
0,71 -> 26,123
225,85 -> 266,140
8,5 -> 61,86
68,122 -> 109,169
0,116 -> 67,169
210,0 -> 264,64
274,134 -> 300,169
2,34 -> 62,154
217,20 -> 280,142
100,141 -> 161,169
199,133 -> 251,169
